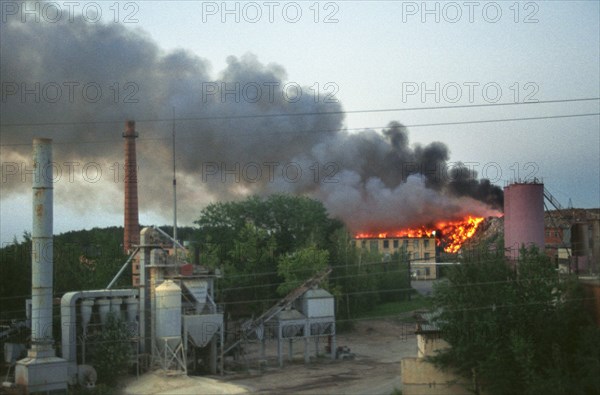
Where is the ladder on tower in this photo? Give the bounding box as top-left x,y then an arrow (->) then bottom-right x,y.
544,187 -> 564,211
543,187 -> 572,259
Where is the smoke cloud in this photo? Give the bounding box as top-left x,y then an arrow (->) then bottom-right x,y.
0,1 -> 502,234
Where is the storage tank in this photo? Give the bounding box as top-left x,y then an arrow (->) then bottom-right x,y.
80,299 -> 94,335
155,280 -> 182,351
96,298 -> 111,327
571,223 -> 590,257
503,182 -> 545,260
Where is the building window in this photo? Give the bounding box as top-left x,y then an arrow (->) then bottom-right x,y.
393,240 -> 399,249
425,267 -> 430,276
370,240 -> 378,252
361,240 -> 366,248
424,239 -> 430,248
383,240 -> 389,249
403,240 -> 409,248
413,239 -> 419,249
414,252 -> 419,260
424,252 -> 430,260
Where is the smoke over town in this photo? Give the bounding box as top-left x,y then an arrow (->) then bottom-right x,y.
0,1 -> 502,233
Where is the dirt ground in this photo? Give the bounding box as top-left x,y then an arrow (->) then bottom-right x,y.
121,319 -> 417,395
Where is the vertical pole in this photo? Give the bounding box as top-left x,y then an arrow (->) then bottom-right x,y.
172,108 -> 178,255
278,326 -> 283,367
331,322 -> 336,360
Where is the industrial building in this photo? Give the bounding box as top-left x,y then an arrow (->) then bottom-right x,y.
354,236 -> 438,280
401,311 -> 470,395
4,128 -> 336,393
543,208 -> 600,274
6,137 -> 226,393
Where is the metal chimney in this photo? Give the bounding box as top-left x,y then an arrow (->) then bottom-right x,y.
15,138 -> 67,393
123,120 -> 140,253
30,138 -> 54,350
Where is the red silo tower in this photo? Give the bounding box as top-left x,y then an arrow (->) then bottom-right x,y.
123,120 -> 140,254
504,181 -> 545,260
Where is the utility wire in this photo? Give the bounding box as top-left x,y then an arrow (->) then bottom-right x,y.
1,111 -> 598,148
0,97 -> 597,128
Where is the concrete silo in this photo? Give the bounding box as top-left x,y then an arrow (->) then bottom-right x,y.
504,181 -> 545,260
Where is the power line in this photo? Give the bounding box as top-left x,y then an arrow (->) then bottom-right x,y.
1,111 -> 598,148
0,97 -> 597,128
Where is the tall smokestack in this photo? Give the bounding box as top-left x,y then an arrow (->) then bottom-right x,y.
16,138 -> 67,393
123,120 -> 140,253
31,138 -> 54,350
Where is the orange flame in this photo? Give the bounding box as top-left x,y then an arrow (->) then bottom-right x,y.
355,216 -> 484,253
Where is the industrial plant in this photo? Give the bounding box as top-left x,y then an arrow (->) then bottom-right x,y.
0,112 -> 597,395
1,124 -> 339,394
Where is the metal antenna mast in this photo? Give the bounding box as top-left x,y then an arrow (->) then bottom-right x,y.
172,107 -> 178,252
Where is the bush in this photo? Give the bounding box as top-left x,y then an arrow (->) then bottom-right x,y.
89,313 -> 132,386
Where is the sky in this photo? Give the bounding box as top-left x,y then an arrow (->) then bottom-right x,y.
1,0 -> 599,244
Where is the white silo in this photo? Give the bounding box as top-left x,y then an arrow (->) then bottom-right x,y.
154,280 -> 182,356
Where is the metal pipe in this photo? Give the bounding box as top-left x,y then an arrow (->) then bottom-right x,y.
106,247 -> 140,289
172,108 -> 178,253
60,289 -> 138,384
152,225 -> 187,252
31,138 -> 54,351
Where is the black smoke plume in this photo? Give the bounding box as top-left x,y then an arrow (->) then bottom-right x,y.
0,1 -> 502,234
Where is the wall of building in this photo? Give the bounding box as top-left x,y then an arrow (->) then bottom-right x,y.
354,237 -> 437,279
417,332 -> 449,359
401,358 -> 472,395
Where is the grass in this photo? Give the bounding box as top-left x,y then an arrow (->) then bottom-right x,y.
358,292 -> 434,320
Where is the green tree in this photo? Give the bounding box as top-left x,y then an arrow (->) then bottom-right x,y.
90,313 -> 132,386
277,245 -> 329,295
219,222 -> 278,316
430,247 -> 600,395
194,194 -> 343,317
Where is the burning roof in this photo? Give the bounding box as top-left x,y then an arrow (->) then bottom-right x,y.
356,216 -> 485,253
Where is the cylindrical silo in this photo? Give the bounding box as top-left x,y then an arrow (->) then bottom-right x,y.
110,297 -> 123,319
96,299 -> 111,327
154,280 -> 181,352
571,223 -> 590,257
80,299 -> 95,335
125,296 -> 138,325
503,182 -> 545,260
593,220 -> 600,267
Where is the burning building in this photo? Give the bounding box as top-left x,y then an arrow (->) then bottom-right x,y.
354,236 -> 438,279
354,216 -> 486,279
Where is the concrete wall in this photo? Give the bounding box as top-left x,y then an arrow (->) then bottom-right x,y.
417,333 -> 449,359
401,358 -> 472,395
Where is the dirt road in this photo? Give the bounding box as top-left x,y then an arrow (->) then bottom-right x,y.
121,319 -> 416,395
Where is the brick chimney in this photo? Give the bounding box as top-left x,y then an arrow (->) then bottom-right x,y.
123,120 -> 140,254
